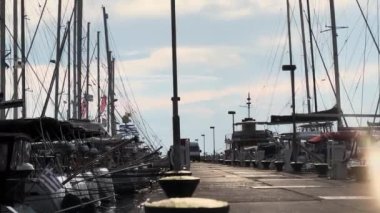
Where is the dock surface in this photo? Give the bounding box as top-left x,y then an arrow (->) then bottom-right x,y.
134,162 -> 379,213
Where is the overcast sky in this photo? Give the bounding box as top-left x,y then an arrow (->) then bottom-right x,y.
8,0 -> 380,153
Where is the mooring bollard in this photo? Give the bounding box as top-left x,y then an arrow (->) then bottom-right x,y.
144,197 -> 230,213
261,160 -> 271,169
158,176 -> 200,198
314,163 -> 329,177
274,161 -> 285,172
290,162 -> 304,173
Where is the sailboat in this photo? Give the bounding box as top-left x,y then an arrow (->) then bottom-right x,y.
0,1 -> 164,212
267,0 -> 380,178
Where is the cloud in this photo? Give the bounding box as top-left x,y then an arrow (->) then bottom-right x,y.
104,0 -> 284,20
117,46 -> 244,76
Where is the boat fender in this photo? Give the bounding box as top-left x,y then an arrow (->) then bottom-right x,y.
61,193 -> 81,213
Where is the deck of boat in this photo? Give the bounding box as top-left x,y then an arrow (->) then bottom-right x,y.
132,162 -> 379,213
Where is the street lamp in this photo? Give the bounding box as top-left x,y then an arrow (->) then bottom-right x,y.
201,134 -> 205,160
282,64 -> 297,161
228,111 -> 236,161
210,126 -> 215,162
170,0 -> 181,171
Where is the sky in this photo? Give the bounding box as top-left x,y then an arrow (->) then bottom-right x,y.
4,0 -> 380,154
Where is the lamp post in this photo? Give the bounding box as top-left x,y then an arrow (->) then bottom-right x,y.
201,134 -> 205,161
210,126 -> 215,162
228,111 -> 236,161
170,0 -> 181,171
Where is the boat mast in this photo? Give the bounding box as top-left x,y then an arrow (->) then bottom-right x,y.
21,0 -> 25,118
0,0 -> 6,119
102,7 -> 114,135
299,0 -> 311,113
13,0 -> 18,119
72,1 -> 77,119
41,23 -> 71,118
97,31 -> 100,123
76,0 -> 83,119
329,0 -> 342,127
306,0 -> 318,112
111,57 -> 116,136
85,22 -> 90,119
67,21 -> 71,120
54,0 -> 62,119
286,0 -> 298,161
54,0 -> 62,120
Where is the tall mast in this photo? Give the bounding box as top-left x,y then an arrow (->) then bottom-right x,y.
41,23 -> 70,117
97,31 -> 100,123
329,0 -> 342,127
103,7 -> 112,135
306,0 -> 318,112
111,57 -> 116,136
286,0 -> 298,161
76,0 -> 83,119
72,1 -> 77,119
13,0 -> 18,119
21,0 -> 26,118
299,0 -> 311,113
54,0 -> 62,119
85,22 -> 90,119
67,21 -> 71,120
0,0 -> 6,119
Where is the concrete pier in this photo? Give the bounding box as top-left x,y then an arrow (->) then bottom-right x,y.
135,162 -> 379,212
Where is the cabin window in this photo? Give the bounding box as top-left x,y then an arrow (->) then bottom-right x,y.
10,140 -> 30,170
190,145 -> 199,152
0,143 -> 8,171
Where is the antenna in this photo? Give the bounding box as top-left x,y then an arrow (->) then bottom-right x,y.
247,92 -> 251,118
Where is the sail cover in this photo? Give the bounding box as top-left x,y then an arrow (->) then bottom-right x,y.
270,106 -> 339,124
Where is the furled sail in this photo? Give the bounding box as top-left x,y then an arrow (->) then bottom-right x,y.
270,105 -> 339,124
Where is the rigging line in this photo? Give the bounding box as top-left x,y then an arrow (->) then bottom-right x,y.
307,12 -> 349,126
308,19 -> 336,96
262,18 -> 287,102
341,80 -> 360,125
57,68 -> 68,120
267,45 -> 287,119
360,0 -> 370,125
118,102 -> 157,148
31,48 -> 55,117
107,29 -> 162,147
112,64 -> 161,146
355,0 -> 380,55
262,10 -> 285,84
61,0 -> 71,22
116,73 -> 160,147
26,0 -> 48,61
375,0 -> 380,123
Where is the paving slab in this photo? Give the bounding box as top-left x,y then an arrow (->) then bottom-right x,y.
137,162 -> 380,213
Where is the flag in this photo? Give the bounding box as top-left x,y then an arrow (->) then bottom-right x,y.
80,98 -> 88,118
38,167 -> 62,193
100,95 -> 107,115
